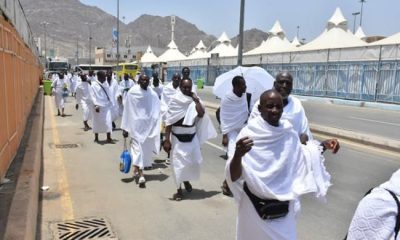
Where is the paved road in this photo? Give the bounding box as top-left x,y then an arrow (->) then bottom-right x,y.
38,95 -> 400,240
197,87 -> 400,141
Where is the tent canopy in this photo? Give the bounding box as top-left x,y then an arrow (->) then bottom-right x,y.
299,8 -> 366,51
140,46 -> 159,63
369,32 -> 400,46
245,21 -> 294,55
158,40 -> 186,62
208,32 -> 237,57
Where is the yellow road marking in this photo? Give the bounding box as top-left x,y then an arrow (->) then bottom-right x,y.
48,98 -> 75,220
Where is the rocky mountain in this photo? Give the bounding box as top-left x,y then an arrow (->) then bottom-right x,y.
231,28 -> 269,52
19,0 -> 266,59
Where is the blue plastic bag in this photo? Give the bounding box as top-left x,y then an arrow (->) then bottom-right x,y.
120,139 -> 131,173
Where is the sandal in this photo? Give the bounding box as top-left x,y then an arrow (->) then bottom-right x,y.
183,181 -> 192,193
221,182 -> 233,197
173,189 -> 183,201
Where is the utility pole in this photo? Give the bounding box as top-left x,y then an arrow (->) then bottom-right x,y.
76,36 -> 79,66
352,12 -> 360,33
171,15 -> 176,41
85,23 -> 94,67
117,0 -> 120,65
40,21 -> 49,59
237,0 -> 245,66
296,26 -> 300,38
359,0 -> 366,27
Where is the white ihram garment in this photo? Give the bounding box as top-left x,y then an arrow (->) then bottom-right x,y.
250,96 -> 312,139
221,91 -> 249,158
108,78 -> 120,121
347,169 -> 400,240
121,85 -> 161,169
69,75 -> 78,93
90,81 -> 112,133
225,116 -> 331,240
165,91 -> 217,187
75,81 -> 93,121
51,78 -> 68,109
160,83 -> 178,122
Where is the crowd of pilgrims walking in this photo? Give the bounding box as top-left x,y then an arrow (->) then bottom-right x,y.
49,66 -> 399,240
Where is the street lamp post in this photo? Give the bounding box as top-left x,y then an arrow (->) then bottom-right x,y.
352,12 -> 360,33
40,21 -> 49,59
85,23 -> 95,68
296,26 -> 300,38
117,0 -> 120,65
359,0 -> 366,27
237,0 -> 245,66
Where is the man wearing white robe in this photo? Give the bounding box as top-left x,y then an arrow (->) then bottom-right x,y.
68,72 -> 78,97
250,72 -> 312,143
226,90 -> 340,240
89,71 -> 114,143
119,73 -> 135,99
150,72 -> 163,99
121,74 -> 161,188
106,70 -> 120,129
163,78 -> 217,201
118,73 -> 135,115
51,72 -> 69,117
220,76 -> 251,196
75,74 -> 92,131
160,73 -> 181,122
87,70 -> 96,83
347,169 -> 400,240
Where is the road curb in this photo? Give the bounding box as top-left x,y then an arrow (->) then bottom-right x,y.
204,101 -> 400,152
4,88 -> 44,240
310,123 -> 400,152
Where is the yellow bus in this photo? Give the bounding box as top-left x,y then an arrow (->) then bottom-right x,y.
113,62 -> 140,80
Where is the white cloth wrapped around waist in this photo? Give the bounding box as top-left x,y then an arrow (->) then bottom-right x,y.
172,126 -> 196,134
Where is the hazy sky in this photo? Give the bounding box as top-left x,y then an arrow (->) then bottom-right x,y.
80,0 -> 399,41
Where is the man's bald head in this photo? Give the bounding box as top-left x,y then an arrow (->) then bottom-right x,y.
258,89 -> 283,126
274,71 -> 293,100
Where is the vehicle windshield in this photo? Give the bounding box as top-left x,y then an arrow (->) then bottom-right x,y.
125,65 -> 138,70
49,62 -> 68,71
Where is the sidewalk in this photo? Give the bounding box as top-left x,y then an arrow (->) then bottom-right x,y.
1,88 -> 44,240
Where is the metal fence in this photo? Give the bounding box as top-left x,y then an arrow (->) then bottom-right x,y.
154,60 -> 400,104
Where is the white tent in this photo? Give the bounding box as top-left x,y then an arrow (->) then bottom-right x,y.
245,21 -> 294,55
291,36 -> 301,47
208,32 -> 237,57
369,32 -> 400,46
140,46 -> 159,63
188,40 -> 210,59
158,40 -> 186,62
354,27 -> 367,40
300,7 -> 366,51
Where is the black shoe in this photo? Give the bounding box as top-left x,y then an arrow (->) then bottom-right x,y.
183,181 -> 192,193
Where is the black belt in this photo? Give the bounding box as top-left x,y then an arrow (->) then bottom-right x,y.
172,132 -> 196,142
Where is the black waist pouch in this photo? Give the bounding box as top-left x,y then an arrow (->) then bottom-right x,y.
172,132 -> 196,142
243,182 -> 289,220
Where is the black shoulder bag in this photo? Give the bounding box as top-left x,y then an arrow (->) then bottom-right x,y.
243,182 -> 289,220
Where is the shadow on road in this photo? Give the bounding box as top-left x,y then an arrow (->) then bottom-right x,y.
145,173 -> 169,182
176,189 -> 220,201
